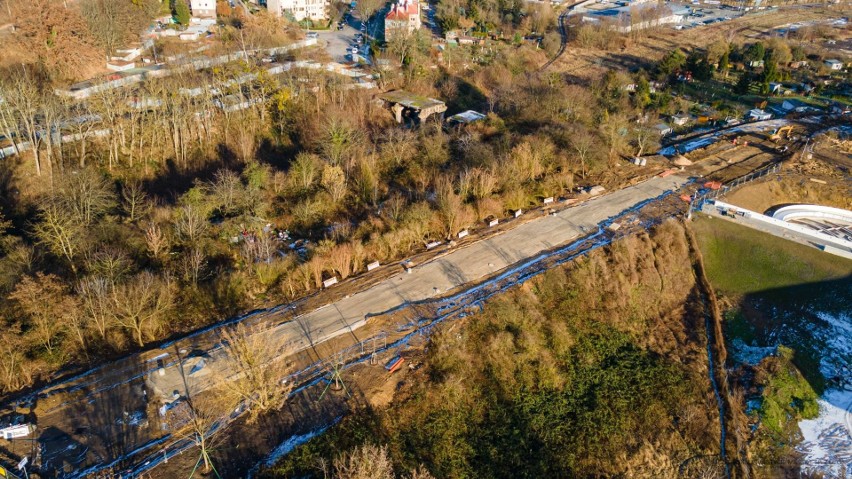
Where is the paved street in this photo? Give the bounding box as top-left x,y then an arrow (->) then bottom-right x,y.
8,173 -> 688,476
316,25 -> 363,63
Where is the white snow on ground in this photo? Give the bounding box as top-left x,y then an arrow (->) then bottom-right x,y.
245,419 -> 339,478
729,338 -> 775,365
796,310 -> 852,478
797,389 -> 852,478
814,311 -> 852,383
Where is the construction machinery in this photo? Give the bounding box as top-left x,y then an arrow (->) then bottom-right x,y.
770,125 -> 794,142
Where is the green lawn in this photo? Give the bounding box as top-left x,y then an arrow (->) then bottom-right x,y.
691,214 -> 852,296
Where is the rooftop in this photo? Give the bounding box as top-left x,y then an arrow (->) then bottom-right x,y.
380,90 -> 445,110
447,110 -> 487,124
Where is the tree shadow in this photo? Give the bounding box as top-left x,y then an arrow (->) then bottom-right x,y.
140,145 -> 242,205
443,75 -> 489,116
733,275 -> 852,399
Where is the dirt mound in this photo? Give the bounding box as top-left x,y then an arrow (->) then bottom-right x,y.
723,160 -> 850,213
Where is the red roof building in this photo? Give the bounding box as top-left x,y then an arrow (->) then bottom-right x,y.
385,0 -> 421,39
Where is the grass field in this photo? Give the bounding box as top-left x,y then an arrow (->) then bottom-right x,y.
691,214 -> 852,296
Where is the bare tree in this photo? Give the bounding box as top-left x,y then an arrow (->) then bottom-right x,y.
380,128 -> 416,167
57,168 -> 116,226
171,353 -> 233,478
434,176 -> 470,239
331,444 -> 394,479
145,223 -> 170,260
216,323 -> 293,422
174,203 -> 210,244
570,129 -> 597,179
355,0 -> 383,23
633,122 -> 659,158
208,169 -> 245,216
599,113 -> 630,162
179,248 -> 207,285
289,152 -> 321,195
80,0 -> 138,60
10,273 -> 77,354
321,164 -> 348,206
77,276 -> 114,341
33,198 -> 87,274
0,74 -> 46,175
85,246 -> 133,283
327,243 -> 353,279
121,180 -> 150,223
0,327 -> 36,394
111,271 -> 173,346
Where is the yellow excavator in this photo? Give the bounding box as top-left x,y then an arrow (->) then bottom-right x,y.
770,125 -> 794,142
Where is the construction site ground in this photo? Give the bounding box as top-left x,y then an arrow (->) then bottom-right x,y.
138,187 -> 695,479
550,5 -> 849,83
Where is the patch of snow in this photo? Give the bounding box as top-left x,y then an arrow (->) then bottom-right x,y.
730,338 -> 775,365
246,419 -> 340,478
797,309 -> 852,477
814,311 -> 852,385
797,388 -> 852,478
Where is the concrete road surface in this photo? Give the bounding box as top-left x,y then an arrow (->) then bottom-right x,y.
11,173 -> 688,476
148,173 -> 688,401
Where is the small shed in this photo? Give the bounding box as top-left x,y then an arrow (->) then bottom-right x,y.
655,123 -> 674,136
747,109 -> 772,121
672,114 -> 690,126
447,110 -> 487,125
825,59 -> 843,71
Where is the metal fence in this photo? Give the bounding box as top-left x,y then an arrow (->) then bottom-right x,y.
689,162 -> 782,213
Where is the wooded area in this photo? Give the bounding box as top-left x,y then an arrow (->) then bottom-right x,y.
0,0 -> 675,397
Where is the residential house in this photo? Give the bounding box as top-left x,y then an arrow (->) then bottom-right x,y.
268,0 -> 328,21
654,123 -> 673,136
190,0 -> 216,18
447,110 -> 487,126
384,0 -> 420,39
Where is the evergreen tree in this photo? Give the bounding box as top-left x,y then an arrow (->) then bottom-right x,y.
174,0 -> 191,25
656,49 -> 687,80
744,42 -> 765,65
633,74 -> 651,110
735,73 -> 752,94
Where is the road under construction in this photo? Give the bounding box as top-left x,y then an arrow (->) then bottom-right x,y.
0,117 -> 828,478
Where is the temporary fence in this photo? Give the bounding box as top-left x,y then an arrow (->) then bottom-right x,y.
688,162 -> 782,214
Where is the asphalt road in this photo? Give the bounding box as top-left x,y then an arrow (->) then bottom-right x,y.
9,172 -> 688,476
316,25 -> 363,63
